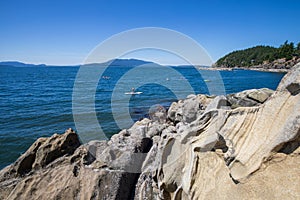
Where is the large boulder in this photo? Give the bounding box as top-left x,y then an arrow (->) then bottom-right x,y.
227,88 -> 273,108
0,128 -> 80,178
167,94 -> 214,123
204,95 -> 231,112
247,88 -> 273,102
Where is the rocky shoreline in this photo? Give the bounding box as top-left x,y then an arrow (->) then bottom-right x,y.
0,64 -> 299,199
235,67 -> 289,73
212,57 -> 300,73
199,66 -> 288,73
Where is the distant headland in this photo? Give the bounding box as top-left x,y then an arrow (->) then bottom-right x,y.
214,41 -> 300,72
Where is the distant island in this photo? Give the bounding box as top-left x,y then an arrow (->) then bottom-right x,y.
0,59 -> 154,68
0,61 -> 48,68
214,41 -> 300,72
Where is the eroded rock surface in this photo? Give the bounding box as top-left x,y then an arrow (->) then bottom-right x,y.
0,64 -> 299,200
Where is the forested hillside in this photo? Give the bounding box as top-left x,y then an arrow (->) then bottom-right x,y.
215,41 -> 300,68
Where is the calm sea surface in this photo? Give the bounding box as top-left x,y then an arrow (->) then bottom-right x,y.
0,65 -> 285,169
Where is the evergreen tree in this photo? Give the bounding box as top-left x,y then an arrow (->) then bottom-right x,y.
296,42 -> 300,56
277,40 -> 294,60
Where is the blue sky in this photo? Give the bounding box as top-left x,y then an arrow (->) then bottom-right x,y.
0,0 -> 299,65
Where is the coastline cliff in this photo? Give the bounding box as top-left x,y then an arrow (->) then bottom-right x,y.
0,64 -> 299,199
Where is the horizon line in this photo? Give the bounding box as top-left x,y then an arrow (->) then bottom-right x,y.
0,58 -> 212,67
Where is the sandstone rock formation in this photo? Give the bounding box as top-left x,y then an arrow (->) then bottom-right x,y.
0,64 -> 299,200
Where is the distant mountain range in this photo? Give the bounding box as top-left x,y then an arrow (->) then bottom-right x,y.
0,61 -> 48,67
103,58 -> 154,66
0,59 -> 155,68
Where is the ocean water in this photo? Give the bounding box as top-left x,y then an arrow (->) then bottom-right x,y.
0,65 -> 285,169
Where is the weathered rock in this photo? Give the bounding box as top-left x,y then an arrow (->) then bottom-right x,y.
1,158 -> 139,200
167,101 -> 180,122
83,140 -> 108,164
167,94 -> 214,123
286,82 -> 300,95
33,129 -> 81,169
227,88 -> 274,108
0,128 -> 80,178
134,172 -> 156,200
204,95 -> 230,112
277,65 -> 300,95
100,119 -> 154,172
247,88 -> 273,103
